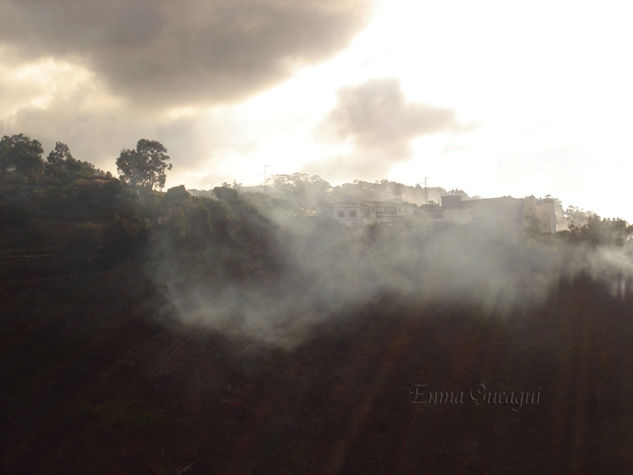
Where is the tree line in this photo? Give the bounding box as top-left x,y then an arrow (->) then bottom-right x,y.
0,133 -> 171,190
1,131 -> 631,255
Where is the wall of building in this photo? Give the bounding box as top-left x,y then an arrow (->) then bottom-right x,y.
535,200 -> 557,234
331,195 -> 558,234
466,197 -> 525,233
332,200 -> 416,225
332,202 -> 362,226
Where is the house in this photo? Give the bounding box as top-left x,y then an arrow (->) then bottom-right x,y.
465,197 -> 525,233
330,193 -> 558,234
332,201 -> 363,226
331,200 -> 416,226
437,195 -> 557,234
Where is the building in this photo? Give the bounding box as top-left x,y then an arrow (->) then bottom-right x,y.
331,200 -> 415,226
437,195 -> 557,234
466,197 -> 525,233
331,201 -> 363,226
330,194 -> 558,234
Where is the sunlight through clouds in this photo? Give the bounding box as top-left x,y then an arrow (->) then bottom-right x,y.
1,0 -> 633,219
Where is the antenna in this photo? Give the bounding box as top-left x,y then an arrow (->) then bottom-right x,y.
424,176 -> 429,204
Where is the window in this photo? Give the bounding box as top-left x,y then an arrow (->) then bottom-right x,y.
350,211 -> 357,217
337,210 -> 345,218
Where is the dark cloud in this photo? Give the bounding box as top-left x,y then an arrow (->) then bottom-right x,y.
0,0 -> 368,108
306,78 -> 463,180
0,48 -> 267,186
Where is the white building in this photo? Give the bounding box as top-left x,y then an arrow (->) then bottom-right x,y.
331,200 -> 415,226
439,195 -> 557,234
332,201 -> 363,226
330,195 -> 558,234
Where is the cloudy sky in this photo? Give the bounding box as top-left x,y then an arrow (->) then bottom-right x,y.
1,0 -> 632,220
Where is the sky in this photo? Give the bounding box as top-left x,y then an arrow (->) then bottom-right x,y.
1,0 -> 632,220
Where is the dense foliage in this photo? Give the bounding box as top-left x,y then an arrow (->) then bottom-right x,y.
116,139 -> 172,190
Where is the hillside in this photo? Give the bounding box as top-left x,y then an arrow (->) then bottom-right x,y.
2,268 -> 633,473
2,162 -> 633,473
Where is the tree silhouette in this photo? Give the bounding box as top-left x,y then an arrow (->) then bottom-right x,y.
46,142 -> 97,182
116,139 -> 172,190
0,133 -> 44,180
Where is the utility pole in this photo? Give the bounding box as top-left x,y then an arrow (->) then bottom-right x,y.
263,164 -> 269,187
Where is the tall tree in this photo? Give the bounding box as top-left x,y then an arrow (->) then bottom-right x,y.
116,139 -> 172,190
0,133 -> 44,180
45,142 -> 97,181
46,141 -> 74,166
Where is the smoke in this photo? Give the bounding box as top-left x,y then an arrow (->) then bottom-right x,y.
568,243 -> 633,299
144,197 -> 633,349
307,78 -> 466,180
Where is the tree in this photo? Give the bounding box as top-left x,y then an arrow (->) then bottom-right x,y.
269,173 -> 331,208
0,133 -> 44,180
45,142 -> 97,181
568,215 -> 632,246
47,141 -> 74,165
564,205 -> 596,228
116,139 -> 172,190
